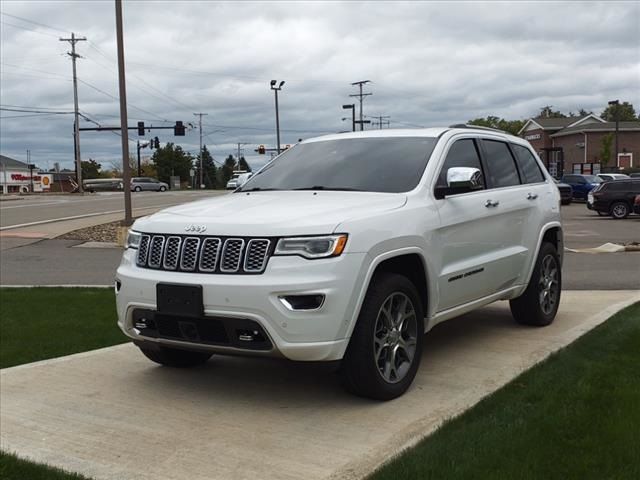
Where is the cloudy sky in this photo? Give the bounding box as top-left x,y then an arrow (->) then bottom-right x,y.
1,0 -> 639,172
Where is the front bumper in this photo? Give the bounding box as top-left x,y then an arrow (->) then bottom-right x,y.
115,249 -> 367,362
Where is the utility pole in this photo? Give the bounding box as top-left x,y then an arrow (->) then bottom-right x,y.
60,32 -> 87,193
608,100 -> 620,168
270,80 -> 285,153
114,0 -> 133,226
342,104 -> 356,132
350,80 -> 372,131
237,143 -> 248,172
194,112 -> 208,188
371,115 -> 390,129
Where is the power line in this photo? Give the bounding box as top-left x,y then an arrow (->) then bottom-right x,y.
0,11 -> 69,34
0,20 -> 60,38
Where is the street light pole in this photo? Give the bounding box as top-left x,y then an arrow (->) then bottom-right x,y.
270,80 -> 285,154
342,104 -> 355,132
608,99 -> 620,168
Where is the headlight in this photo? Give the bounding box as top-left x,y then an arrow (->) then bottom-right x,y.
126,230 -> 142,249
274,234 -> 348,259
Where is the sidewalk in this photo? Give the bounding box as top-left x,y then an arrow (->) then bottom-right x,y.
1,290 -> 638,480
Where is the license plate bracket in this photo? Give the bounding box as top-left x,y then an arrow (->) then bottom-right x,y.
156,283 -> 203,317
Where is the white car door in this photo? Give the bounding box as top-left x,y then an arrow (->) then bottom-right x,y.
433,137 -> 521,312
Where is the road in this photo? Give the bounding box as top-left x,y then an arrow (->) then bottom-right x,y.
0,195 -> 638,288
0,191 -> 223,230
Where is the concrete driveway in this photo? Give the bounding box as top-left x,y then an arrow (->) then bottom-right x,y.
1,290 -> 638,480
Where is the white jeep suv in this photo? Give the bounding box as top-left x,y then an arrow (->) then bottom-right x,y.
116,126 -> 563,400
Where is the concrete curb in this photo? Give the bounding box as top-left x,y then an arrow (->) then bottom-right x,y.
331,291 -> 640,480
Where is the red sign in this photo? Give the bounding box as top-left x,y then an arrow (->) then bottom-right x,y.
10,174 -> 41,181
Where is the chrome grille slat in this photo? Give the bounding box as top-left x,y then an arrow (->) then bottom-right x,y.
137,234 -> 151,266
220,238 -> 245,272
135,234 -> 270,274
163,236 -> 182,270
199,238 -> 221,272
148,235 -> 165,268
180,237 -> 201,271
244,239 -> 270,272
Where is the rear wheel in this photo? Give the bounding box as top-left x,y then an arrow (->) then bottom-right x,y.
134,186 -> 142,192
340,273 -> 424,400
610,202 -> 629,219
510,242 -> 561,326
138,344 -> 212,367
159,185 -> 167,192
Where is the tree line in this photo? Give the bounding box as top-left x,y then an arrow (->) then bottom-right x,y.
81,144 -> 251,188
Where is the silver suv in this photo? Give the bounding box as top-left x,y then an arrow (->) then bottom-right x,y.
131,177 -> 168,192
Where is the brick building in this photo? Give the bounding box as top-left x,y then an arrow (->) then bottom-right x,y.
518,114 -> 640,178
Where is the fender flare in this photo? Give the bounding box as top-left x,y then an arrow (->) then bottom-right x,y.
520,221 -> 563,292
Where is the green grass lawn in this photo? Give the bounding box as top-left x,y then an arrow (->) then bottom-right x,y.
371,302 -> 640,480
0,287 -> 126,368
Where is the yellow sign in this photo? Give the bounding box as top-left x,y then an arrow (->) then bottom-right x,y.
42,176 -> 50,186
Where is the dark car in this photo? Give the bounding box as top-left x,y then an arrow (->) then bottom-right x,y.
561,174 -> 603,200
554,179 -> 572,205
587,179 -> 640,219
84,178 -> 124,192
634,194 -> 640,215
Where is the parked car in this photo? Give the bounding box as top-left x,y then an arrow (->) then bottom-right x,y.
226,171 -> 252,190
84,178 -> 123,192
598,173 -> 630,182
634,194 -> 640,215
587,179 -> 640,219
629,173 -> 640,178
131,177 -> 168,192
560,174 -> 602,200
118,127 -> 563,400
554,179 -> 572,205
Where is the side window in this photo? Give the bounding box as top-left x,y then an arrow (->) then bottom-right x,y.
481,140 -> 521,188
437,139 -> 485,189
511,144 -> 545,184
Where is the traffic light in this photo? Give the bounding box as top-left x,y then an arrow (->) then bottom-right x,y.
154,136 -> 160,148
258,145 -> 265,154
137,121 -> 145,136
174,121 -> 185,136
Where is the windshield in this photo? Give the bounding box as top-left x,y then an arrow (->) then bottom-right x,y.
584,175 -> 602,183
239,137 -> 438,193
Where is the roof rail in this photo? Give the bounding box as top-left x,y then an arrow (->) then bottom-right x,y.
448,124 -> 508,134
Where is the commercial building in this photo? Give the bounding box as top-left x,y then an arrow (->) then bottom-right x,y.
0,155 -> 52,193
519,114 -> 640,178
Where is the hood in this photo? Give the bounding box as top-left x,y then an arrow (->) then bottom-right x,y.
133,191 -> 407,236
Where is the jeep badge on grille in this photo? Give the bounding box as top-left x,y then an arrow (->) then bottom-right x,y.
185,224 -> 207,233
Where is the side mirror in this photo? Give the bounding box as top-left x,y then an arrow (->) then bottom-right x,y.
434,167 -> 483,199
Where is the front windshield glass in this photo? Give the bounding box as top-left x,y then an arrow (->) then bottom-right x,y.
239,137 -> 438,193
584,175 -> 602,183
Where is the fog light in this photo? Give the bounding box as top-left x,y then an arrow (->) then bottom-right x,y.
279,294 -> 325,311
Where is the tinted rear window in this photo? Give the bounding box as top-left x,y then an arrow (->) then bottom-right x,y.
481,140 -> 520,188
240,137 -> 438,193
511,144 -> 545,184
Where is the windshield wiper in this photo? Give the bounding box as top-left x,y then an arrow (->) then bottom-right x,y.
238,187 -> 280,192
292,186 -> 363,191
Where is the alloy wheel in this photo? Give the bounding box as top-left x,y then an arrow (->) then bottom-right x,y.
538,254 -> 559,315
373,292 -> 418,384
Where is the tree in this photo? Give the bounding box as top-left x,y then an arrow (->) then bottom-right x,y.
467,116 -> 525,135
195,145 -> 218,189
537,106 -> 566,119
218,155 -> 237,188
238,156 -> 251,172
151,143 -> 194,184
81,158 -> 101,179
599,133 -> 614,166
600,101 -> 637,122
578,108 -> 592,116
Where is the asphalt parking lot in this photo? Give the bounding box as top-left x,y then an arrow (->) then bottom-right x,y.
2,291 -> 637,480
1,197 -> 638,289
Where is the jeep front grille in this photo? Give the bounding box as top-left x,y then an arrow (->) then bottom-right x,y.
136,234 -> 273,274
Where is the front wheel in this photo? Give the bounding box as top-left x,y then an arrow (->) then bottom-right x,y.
159,186 -> 167,192
510,242 -> 561,326
134,186 -> 142,192
138,344 -> 212,367
340,273 -> 424,400
610,202 -> 629,219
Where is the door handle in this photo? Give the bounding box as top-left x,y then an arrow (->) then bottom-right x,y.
527,193 -> 538,200
485,199 -> 499,208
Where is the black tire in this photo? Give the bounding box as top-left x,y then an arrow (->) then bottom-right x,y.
610,201 -> 629,219
561,199 -> 571,206
134,186 -> 142,192
510,242 -> 561,326
159,186 -> 166,192
340,272 -> 424,400
138,344 -> 212,367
